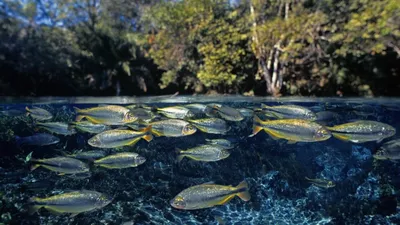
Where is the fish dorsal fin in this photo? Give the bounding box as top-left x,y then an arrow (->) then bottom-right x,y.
201,181 -> 215,185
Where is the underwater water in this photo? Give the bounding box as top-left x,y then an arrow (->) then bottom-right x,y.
1,96 -> 400,225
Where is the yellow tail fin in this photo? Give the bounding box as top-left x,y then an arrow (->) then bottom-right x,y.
73,107 -> 85,121
142,134 -> 153,142
139,125 -> 152,133
236,181 -> 251,201
249,125 -> 263,137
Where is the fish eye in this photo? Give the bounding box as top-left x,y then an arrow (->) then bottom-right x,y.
315,128 -> 329,138
183,125 -> 195,134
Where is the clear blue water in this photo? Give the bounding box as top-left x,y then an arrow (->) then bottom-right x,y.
1,96 -> 400,225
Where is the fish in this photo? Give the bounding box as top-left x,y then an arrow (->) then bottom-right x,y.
129,108 -> 155,122
156,106 -> 194,119
176,145 -> 230,162
30,157 -> 89,175
259,104 -> 317,120
25,106 -> 53,121
352,104 -> 376,117
205,139 -> 235,149
184,104 -> 212,115
73,105 -> 137,125
88,127 -> 153,148
212,105 -> 244,121
305,177 -> 335,188
188,118 -> 230,134
22,180 -> 53,192
327,120 -> 396,143
29,190 -> 112,217
36,122 -> 77,136
67,150 -> 107,161
94,152 -> 146,169
170,181 -> 250,210
373,139 -> 400,160
149,119 -> 197,137
0,109 -> 25,117
124,121 -> 148,131
15,133 -> 60,146
250,116 -> 331,144
68,121 -> 110,134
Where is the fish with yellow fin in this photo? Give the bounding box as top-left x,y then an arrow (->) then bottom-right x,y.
73,105 -> 137,125
68,121 -> 110,134
88,127 -> 153,148
327,120 -> 396,143
25,106 -> 53,121
29,190 -> 112,217
306,177 -> 335,188
188,118 -> 230,134
258,104 -> 317,120
94,152 -> 146,169
211,105 -> 244,121
30,157 -> 89,175
155,106 -> 194,119
170,181 -> 250,210
148,119 -> 197,137
176,144 -> 230,162
250,115 -> 331,144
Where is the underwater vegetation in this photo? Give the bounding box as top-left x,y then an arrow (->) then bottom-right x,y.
1,99 -> 400,224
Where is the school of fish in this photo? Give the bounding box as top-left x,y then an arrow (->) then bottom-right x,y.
2,102 -> 397,217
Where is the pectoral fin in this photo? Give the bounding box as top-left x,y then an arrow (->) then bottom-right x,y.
287,140 -> 297,144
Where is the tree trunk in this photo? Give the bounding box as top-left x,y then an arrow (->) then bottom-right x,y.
250,0 -> 277,95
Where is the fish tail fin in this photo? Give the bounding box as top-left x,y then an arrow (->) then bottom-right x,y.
175,148 -> 185,162
176,154 -> 185,163
73,107 -> 85,121
260,103 -> 270,108
139,125 -> 152,133
236,181 -> 251,201
140,125 -> 153,142
142,134 -> 153,142
73,106 -> 82,113
28,205 -> 42,215
75,115 -> 85,122
249,125 -> 263,137
30,164 -> 41,171
305,177 -> 311,181
25,106 -> 31,117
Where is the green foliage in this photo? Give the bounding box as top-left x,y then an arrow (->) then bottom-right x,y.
0,0 -> 399,96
